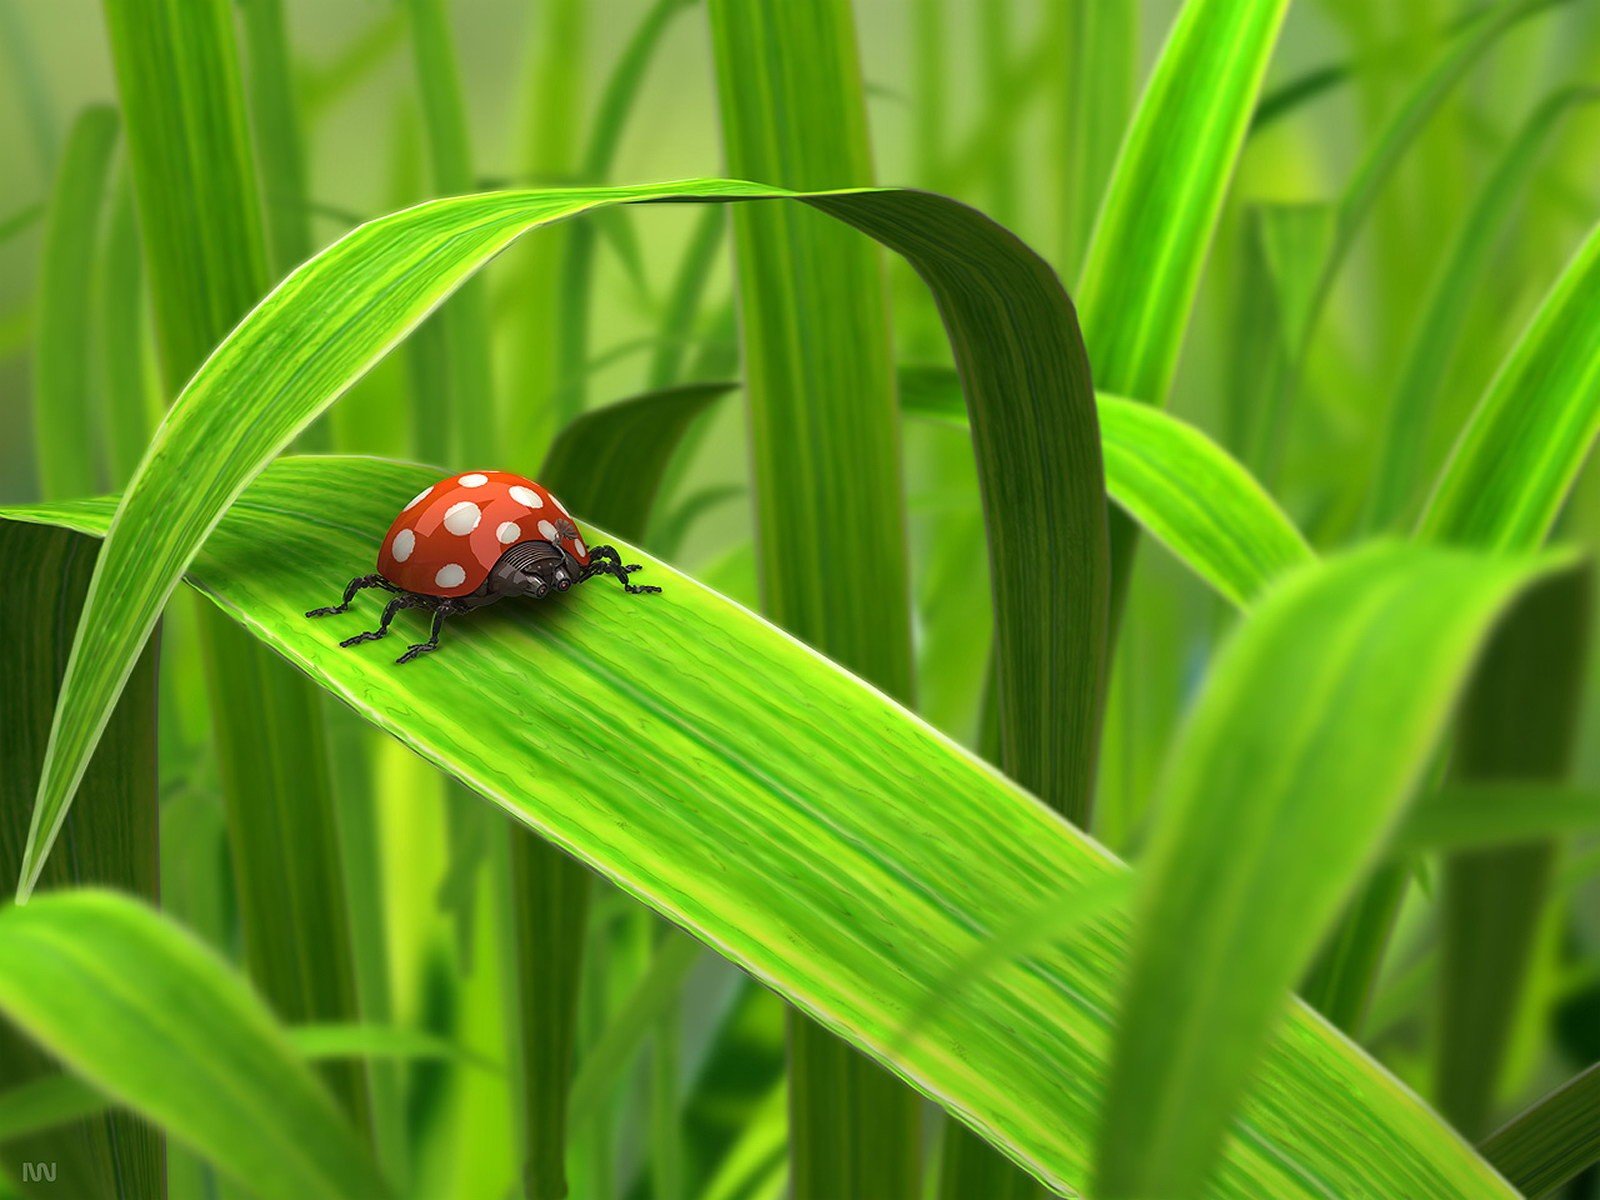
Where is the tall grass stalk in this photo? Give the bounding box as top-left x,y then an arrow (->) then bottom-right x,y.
706,2 -> 919,1194
1054,0 -> 1138,279
100,0 -> 370,1131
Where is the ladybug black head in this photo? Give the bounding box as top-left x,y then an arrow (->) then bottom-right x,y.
488,539 -> 579,600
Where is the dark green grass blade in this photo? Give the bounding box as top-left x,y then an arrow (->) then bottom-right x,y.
102,0 -> 370,1126
1096,541 -> 1567,1198
1482,1062 -> 1600,1197
1438,570 -> 1591,1137
1389,784 -> 1600,856
0,520 -> 161,1199
33,105 -> 118,500
705,3 -> 923,1192
902,369 -> 1312,608
0,459 -> 1523,1198
0,891 -> 387,1200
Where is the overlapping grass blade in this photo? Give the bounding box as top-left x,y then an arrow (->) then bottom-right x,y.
32,105 -> 117,499
1368,87 -> 1600,530
0,890 -> 387,1200
101,0 -> 370,1126
1096,541 -> 1566,1198
1390,784 -> 1600,855
705,4 -> 924,1191
1482,1062 -> 1600,1197
1,459 -> 1524,1198
1,518 -> 161,1198
902,368 -> 1311,608
1418,216 -> 1600,549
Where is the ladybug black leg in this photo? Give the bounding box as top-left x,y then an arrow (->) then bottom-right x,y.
397,600 -> 466,665
581,545 -> 662,595
307,573 -> 391,618
339,593 -> 416,646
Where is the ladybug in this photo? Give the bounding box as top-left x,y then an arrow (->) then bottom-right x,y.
306,470 -> 660,663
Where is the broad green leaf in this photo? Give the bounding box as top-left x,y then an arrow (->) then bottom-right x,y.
1390,784 -> 1600,856
0,890 -> 388,1200
1078,0 -> 1291,405
0,459 -> 1522,1198
706,3 -> 924,1190
1482,1062 -> 1600,1198
32,105 -> 117,499
1096,541 -> 1565,1198
14,183 -> 1109,985
1368,87 -> 1600,530
1418,216 -> 1600,550
901,368 -> 1312,608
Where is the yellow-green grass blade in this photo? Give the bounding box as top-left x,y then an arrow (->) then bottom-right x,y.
1095,541 -> 1568,1198
1078,0 -> 1290,406
102,0 -> 371,1127
1419,216 -> 1600,551
1,458 -> 1526,1199
902,369 -> 1312,609
705,2 -> 926,1191
0,890 -> 388,1200
1367,87 -> 1600,531
1389,784 -> 1600,856
32,104 -> 118,500
13,183 -> 1108,1063
0,519 -> 161,1199
0,1023 -> 496,1144
1482,1062 -> 1600,1198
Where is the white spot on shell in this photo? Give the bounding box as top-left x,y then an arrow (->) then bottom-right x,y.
509,485 -> 543,508
435,563 -> 466,588
443,501 -> 481,535
496,521 -> 522,544
404,487 -> 431,511
537,519 -> 558,542
572,537 -> 587,557
458,473 -> 488,487
392,529 -> 416,562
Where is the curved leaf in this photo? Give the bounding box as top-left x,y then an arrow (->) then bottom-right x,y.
1097,541 -> 1566,1197
0,459 -> 1520,1198
15,181 -> 1107,942
0,890 -> 387,1200
902,368 -> 1312,607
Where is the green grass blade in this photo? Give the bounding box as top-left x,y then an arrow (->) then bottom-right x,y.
647,204 -> 726,389
102,0 -> 371,1127
1390,784 -> 1600,856
1096,541 -> 1567,1198
1052,0 -> 1138,278
1367,87 -> 1600,530
1418,217 -> 1600,551
32,104 -> 118,500
902,370 -> 1311,608
1,460 -> 1527,1199
96,172 -> 162,487
1481,1062 -> 1600,1197
704,3 -> 924,1191
1078,0 -> 1290,405
239,0 -> 314,276
0,518 -> 161,1198
542,382 -> 737,541
0,890 -> 388,1200
1437,570 -> 1591,1137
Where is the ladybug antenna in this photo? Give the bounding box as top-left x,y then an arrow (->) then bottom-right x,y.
582,545 -> 662,595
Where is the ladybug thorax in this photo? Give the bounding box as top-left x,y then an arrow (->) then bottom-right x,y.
377,471 -> 590,599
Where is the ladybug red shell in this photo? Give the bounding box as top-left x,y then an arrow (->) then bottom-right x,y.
307,469 -> 658,665
378,471 -> 590,598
